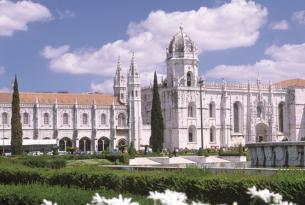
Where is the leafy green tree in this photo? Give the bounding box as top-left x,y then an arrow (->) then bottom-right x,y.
149,72 -> 164,152
128,141 -> 136,159
11,76 -> 23,155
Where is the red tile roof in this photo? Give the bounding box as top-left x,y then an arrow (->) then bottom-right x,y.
0,92 -> 120,106
273,79 -> 305,88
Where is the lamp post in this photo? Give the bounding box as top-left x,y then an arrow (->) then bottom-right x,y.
2,123 -> 4,156
199,78 -> 204,149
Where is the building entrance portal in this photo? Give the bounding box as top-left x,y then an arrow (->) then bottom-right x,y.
256,123 -> 268,142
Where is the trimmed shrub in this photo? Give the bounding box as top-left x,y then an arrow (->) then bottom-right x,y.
197,148 -> 204,156
0,184 -> 150,205
22,158 -> 66,169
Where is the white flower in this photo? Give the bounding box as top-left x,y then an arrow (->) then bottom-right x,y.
41,199 -> 58,205
247,186 -> 274,203
88,194 -> 139,205
271,192 -> 283,204
87,193 -> 107,205
279,201 -> 296,205
148,190 -> 187,205
257,189 -> 273,203
247,186 -> 258,197
191,201 -> 210,205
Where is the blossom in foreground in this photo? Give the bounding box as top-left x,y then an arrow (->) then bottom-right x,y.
247,186 -> 295,205
148,189 -> 187,205
41,199 -> 58,205
41,187 -> 297,205
87,193 -> 139,205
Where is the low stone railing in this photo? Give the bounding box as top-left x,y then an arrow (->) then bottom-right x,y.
246,141 -> 305,167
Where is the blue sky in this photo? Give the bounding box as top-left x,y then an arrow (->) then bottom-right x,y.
0,0 -> 305,93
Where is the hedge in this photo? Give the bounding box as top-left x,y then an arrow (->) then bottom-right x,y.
0,184 -> 150,205
22,158 -> 66,169
0,167 -> 304,204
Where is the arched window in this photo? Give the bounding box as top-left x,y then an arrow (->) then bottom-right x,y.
98,137 -> 110,152
233,102 -> 242,133
63,113 -> 69,125
101,113 -> 106,125
187,71 -> 192,87
118,113 -> 126,127
188,102 -> 196,117
79,137 -> 91,152
279,102 -> 284,132
210,126 -> 216,142
43,113 -> 49,125
23,113 -> 29,125
59,137 -> 72,152
82,113 -> 88,125
188,126 -> 196,142
2,112 -> 8,125
209,102 -> 215,118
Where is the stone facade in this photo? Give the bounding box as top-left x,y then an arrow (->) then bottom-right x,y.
141,27 -> 305,150
1,27 -> 305,152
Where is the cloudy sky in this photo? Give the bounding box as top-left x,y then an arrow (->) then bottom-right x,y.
0,0 -> 305,93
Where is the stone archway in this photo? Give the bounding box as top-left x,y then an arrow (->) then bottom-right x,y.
79,137 -> 91,152
256,123 -> 268,142
59,137 -> 72,152
98,137 -> 110,152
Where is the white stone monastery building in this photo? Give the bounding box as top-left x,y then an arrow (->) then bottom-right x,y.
1,27 -> 305,152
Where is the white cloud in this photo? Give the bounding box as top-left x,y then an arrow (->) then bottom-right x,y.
269,20 -> 289,30
90,80 -> 113,94
292,10 -> 305,24
42,45 -> 70,59
0,66 -> 5,75
206,43 -> 305,82
55,9 -> 75,20
0,87 -> 11,93
42,0 -> 267,87
0,0 -> 52,37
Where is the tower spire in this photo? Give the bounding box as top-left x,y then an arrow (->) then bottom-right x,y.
129,52 -> 136,75
116,56 -> 122,75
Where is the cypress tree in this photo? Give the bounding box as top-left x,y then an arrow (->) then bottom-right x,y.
150,72 -> 164,152
11,76 -> 23,155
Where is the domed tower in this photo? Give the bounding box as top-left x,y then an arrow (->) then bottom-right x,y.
166,26 -> 199,87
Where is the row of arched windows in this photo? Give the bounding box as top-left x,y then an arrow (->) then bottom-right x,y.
187,125 -> 216,143
0,112 -> 125,126
187,101 -> 284,134
187,102 -> 216,118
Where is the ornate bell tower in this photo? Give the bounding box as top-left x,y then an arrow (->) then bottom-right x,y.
113,57 -> 127,104
127,53 -> 142,150
166,26 -> 199,88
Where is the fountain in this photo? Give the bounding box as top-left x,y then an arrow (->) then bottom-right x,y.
246,141 -> 305,167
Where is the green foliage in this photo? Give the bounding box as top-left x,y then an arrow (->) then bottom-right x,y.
168,151 -> 173,158
0,184 -> 150,205
11,76 -> 23,155
150,72 -> 164,152
128,141 -> 136,159
22,157 -> 66,169
197,148 -> 204,156
122,152 -> 130,164
218,146 -> 246,156
0,167 -> 305,204
300,136 -> 305,141
52,146 -> 59,155
2,156 -> 305,204
66,147 -> 77,154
